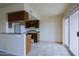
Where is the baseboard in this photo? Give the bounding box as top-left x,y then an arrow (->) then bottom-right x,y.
39,41 -> 55,43
56,42 -> 62,44
40,41 -> 62,44
64,45 -> 75,56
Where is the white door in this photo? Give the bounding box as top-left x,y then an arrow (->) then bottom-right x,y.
70,11 -> 79,56
64,18 -> 69,47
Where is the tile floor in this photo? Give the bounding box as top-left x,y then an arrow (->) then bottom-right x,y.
27,42 -> 71,56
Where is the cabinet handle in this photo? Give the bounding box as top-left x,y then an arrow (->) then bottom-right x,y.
77,32 -> 79,37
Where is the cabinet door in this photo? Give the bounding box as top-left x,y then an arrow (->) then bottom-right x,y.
37,32 -> 40,42
26,35 -> 32,54
33,33 -> 37,43
8,11 -> 28,22
70,11 -> 79,56
29,21 -> 35,27
25,21 -> 29,28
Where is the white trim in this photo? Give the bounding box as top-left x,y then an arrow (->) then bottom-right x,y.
64,4 -> 79,19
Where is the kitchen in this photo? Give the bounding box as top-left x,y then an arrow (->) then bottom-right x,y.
7,10 -> 40,55
0,3 -> 78,56
0,3 -> 40,56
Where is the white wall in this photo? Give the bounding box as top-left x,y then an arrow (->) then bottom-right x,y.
24,3 -> 40,20
40,16 -> 62,43
0,9 -> 7,33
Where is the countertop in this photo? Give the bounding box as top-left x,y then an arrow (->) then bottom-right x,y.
0,33 -> 27,35
0,31 -> 40,35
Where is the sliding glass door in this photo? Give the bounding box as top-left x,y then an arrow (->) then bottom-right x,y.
69,10 -> 79,56
64,18 -> 69,47
64,10 -> 79,56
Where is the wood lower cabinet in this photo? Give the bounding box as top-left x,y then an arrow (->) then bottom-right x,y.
33,33 -> 37,43
26,35 -> 32,54
33,32 -> 40,43
27,32 -> 40,43
37,32 -> 40,42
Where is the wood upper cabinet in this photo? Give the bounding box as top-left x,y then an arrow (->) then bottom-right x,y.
8,10 -> 28,22
25,20 -> 39,28
35,20 -> 39,28
25,21 -> 29,28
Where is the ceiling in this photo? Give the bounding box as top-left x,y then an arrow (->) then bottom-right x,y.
29,3 -> 72,18
0,3 -> 12,8
0,3 -> 72,19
